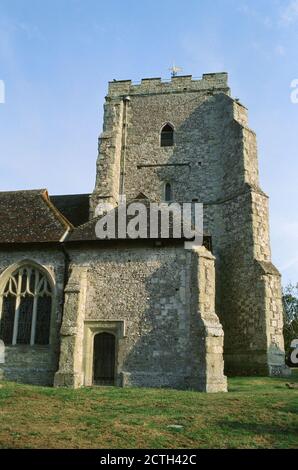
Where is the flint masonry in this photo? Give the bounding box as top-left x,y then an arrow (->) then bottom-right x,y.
0,73 -> 289,392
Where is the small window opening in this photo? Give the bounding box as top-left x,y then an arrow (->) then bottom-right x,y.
165,183 -> 173,202
160,124 -> 174,147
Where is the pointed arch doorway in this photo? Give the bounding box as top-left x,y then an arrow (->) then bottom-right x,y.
93,332 -> 116,385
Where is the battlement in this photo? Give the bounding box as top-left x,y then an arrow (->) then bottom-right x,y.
108,72 -> 229,97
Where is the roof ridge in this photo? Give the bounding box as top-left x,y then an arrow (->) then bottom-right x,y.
51,193 -> 91,198
0,188 -> 46,195
40,190 -> 74,231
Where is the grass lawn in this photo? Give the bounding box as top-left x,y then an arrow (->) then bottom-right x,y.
0,374 -> 297,449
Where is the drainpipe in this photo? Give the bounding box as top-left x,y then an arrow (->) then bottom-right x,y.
54,242 -> 71,373
61,243 -> 70,305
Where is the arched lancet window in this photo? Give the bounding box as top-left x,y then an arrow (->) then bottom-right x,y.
0,266 -> 53,346
160,123 -> 174,147
165,182 -> 173,202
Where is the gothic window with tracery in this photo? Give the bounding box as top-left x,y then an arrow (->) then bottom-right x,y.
0,266 -> 53,346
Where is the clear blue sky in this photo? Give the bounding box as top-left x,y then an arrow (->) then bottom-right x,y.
0,0 -> 297,285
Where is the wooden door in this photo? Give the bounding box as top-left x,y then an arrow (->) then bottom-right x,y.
93,332 -> 115,385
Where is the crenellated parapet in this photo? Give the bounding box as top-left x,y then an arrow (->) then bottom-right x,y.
107,73 -> 230,98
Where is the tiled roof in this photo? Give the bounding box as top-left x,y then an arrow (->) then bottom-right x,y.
0,191 -> 211,249
0,189 -> 71,244
67,199 -> 210,248
50,194 -> 90,227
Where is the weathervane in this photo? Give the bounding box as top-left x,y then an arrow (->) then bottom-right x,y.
169,63 -> 183,78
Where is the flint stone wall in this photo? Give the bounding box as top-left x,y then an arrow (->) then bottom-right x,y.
55,243 -> 227,392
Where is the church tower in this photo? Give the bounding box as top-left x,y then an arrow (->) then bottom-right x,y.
91,73 -> 288,376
